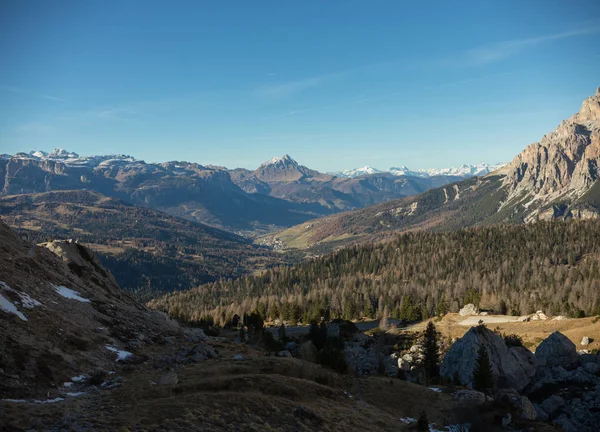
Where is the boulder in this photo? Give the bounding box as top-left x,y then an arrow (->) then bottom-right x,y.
542,395 -> 565,416
581,336 -> 590,346
452,389 -> 486,406
497,389 -> 536,420
344,344 -> 379,375
552,315 -> 567,321
531,311 -> 548,320
459,304 -> 479,316
535,332 -> 579,369
299,341 -> 318,363
383,354 -> 399,377
440,326 -> 534,391
398,357 -> 411,372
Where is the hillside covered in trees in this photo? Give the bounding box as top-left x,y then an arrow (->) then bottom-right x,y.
0,190 -> 286,299
149,220 -> 600,325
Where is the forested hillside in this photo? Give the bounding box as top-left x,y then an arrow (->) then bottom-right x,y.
149,220 -> 600,324
0,190 -> 285,298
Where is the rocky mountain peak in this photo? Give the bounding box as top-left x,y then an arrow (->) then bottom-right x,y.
259,154 -> 298,168
254,154 -> 309,182
575,89 -> 600,123
502,87 -> 600,213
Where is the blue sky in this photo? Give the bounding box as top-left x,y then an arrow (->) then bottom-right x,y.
1,0 -> 599,171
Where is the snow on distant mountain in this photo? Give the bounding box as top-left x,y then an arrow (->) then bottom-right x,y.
334,163 -> 506,178
25,148 -> 139,169
258,154 -> 299,169
333,166 -> 383,178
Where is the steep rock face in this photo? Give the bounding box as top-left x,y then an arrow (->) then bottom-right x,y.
440,326 -> 535,391
0,222 -> 180,398
503,88 -> 600,206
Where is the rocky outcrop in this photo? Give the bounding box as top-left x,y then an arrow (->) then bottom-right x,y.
535,332 -> 579,369
0,221 -> 181,399
459,304 -> 478,316
440,326 -> 535,391
502,88 -> 600,218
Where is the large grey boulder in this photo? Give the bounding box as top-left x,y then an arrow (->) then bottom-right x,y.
440,326 -> 534,391
535,332 -> 579,369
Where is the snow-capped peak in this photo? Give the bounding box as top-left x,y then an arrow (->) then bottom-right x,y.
48,148 -> 79,159
259,154 -> 298,168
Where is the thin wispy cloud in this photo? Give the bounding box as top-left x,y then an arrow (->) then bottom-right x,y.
460,26 -> 600,66
0,85 -> 67,102
255,73 -> 336,99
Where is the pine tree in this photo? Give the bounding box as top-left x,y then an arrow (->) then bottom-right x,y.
472,345 -> 494,393
421,321 -> 440,383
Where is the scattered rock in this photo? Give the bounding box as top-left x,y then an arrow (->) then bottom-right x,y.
541,395 -> 565,416
158,372 -> 178,386
581,336 -> 590,346
497,389 -> 536,420
452,389 -> 486,406
277,350 -> 292,358
459,304 -> 478,316
552,315 -> 567,321
535,332 -> 579,369
530,310 -> 548,320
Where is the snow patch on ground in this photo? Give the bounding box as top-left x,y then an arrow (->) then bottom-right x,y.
63,382 -> 73,387
0,293 -> 28,321
54,285 -> 90,303
2,397 -> 65,404
428,387 -> 442,393
65,392 -> 85,397
71,375 -> 87,382
106,345 -> 133,361
0,281 -> 42,309
400,417 -> 417,424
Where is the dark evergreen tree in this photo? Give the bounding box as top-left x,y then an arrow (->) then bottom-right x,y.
472,345 -> 494,393
421,321 -> 440,383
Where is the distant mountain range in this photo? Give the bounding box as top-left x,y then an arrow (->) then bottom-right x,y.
264,87 -> 600,252
0,147 -> 497,234
331,162 -> 506,179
